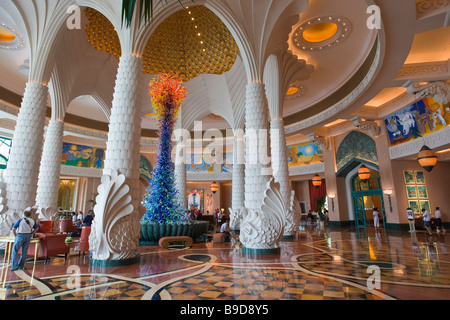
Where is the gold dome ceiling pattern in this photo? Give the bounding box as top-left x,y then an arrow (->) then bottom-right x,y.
85,6 -> 239,82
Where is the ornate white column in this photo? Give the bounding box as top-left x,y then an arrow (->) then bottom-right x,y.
89,54 -> 145,263
229,134 -> 245,231
240,83 -> 287,253
244,82 -> 272,211
5,83 -> 48,211
0,82 -> 48,238
270,118 -> 299,237
35,120 -> 64,220
175,138 -> 187,210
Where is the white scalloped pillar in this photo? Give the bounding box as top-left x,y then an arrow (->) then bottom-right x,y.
36,120 -> 64,218
175,140 -> 187,210
94,54 -> 144,261
232,135 -> 245,208
230,135 -> 245,230
244,83 -> 271,210
4,82 -> 48,213
270,119 -> 291,219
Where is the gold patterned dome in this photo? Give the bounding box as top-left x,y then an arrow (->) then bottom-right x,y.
85,6 -> 239,82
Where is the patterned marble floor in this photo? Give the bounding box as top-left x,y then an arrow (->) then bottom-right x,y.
1,222 -> 450,301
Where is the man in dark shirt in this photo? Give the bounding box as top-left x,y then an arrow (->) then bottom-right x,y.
82,210 -> 94,227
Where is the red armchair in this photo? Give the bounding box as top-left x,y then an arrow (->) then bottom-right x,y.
59,219 -> 78,234
78,226 -> 91,256
27,233 -> 70,264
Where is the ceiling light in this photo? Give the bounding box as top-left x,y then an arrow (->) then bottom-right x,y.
417,145 -> 437,172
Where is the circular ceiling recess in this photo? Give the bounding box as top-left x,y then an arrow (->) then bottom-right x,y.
285,81 -> 307,101
292,16 -> 351,51
302,22 -> 338,43
0,24 -> 24,50
0,26 -> 15,42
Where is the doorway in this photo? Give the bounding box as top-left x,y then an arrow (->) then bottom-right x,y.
351,170 -> 386,229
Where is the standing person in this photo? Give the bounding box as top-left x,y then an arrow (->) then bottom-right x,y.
435,207 -> 446,234
373,207 -> 380,229
407,207 -> 415,232
215,209 -> 223,228
82,210 -> 94,227
422,208 -> 432,235
10,209 -> 39,271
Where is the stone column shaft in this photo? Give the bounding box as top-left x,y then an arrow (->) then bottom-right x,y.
5,82 -> 48,213
270,119 -> 290,207
245,83 -> 271,210
90,54 -> 144,262
36,120 -> 64,217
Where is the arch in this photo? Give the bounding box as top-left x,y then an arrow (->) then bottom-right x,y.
336,131 -> 379,177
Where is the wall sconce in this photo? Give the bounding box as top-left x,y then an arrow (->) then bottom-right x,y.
383,189 -> 393,213
328,194 -> 336,212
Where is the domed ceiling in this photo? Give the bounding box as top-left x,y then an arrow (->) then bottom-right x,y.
85,5 -> 239,82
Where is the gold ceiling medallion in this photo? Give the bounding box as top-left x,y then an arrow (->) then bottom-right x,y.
292,16 -> 351,52
85,6 -> 239,82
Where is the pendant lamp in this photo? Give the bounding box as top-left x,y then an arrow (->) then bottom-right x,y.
358,164 -> 371,182
417,145 -> 437,172
312,174 -> 322,188
210,181 -> 219,194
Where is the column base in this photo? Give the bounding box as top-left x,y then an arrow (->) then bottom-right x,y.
241,247 -> 280,255
89,255 -> 140,268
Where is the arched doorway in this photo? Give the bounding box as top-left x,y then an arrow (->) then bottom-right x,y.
351,167 -> 386,228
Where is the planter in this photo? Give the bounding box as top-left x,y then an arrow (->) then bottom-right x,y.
139,221 -> 209,246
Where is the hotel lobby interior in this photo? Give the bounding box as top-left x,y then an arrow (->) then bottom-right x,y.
0,0 -> 450,303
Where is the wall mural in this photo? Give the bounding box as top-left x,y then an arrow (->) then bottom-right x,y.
336,131 -> 378,172
61,142 -> 105,169
384,97 -> 450,147
187,188 -> 204,210
186,153 -> 215,173
222,152 -> 233,173
287,142 -> 323,167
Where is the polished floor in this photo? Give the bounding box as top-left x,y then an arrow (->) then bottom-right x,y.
1,222 -> 450,301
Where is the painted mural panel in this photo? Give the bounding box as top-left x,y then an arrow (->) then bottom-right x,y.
222,152 -> 233,173
287,142 -> 323,167
384,97 -> 450,147
61,142 -> 105,169
186,153 -> 215,173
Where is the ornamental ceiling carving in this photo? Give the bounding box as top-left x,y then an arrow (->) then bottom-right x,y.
85,6 -> 239,82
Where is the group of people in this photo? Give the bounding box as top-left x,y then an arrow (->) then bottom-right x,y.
419,206 -> 445,235
9,208 -> 95,271
187,209 -> 203,221
69,210 -> 94,228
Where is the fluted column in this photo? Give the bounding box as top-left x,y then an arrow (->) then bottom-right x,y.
175,138 -> 187,210
230,134 -> 245,230
5,82 -> 48,212
270,119 -> 290,207
244,83 -> 271,211
90,54 -> 144,263
35,120 -> 64,219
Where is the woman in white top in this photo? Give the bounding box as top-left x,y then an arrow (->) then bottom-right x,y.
422,208 -> 432,235
373,208 -> 380,229
435,207 -> 445,233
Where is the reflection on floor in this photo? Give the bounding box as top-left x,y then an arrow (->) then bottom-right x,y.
1,222 -> 449,300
